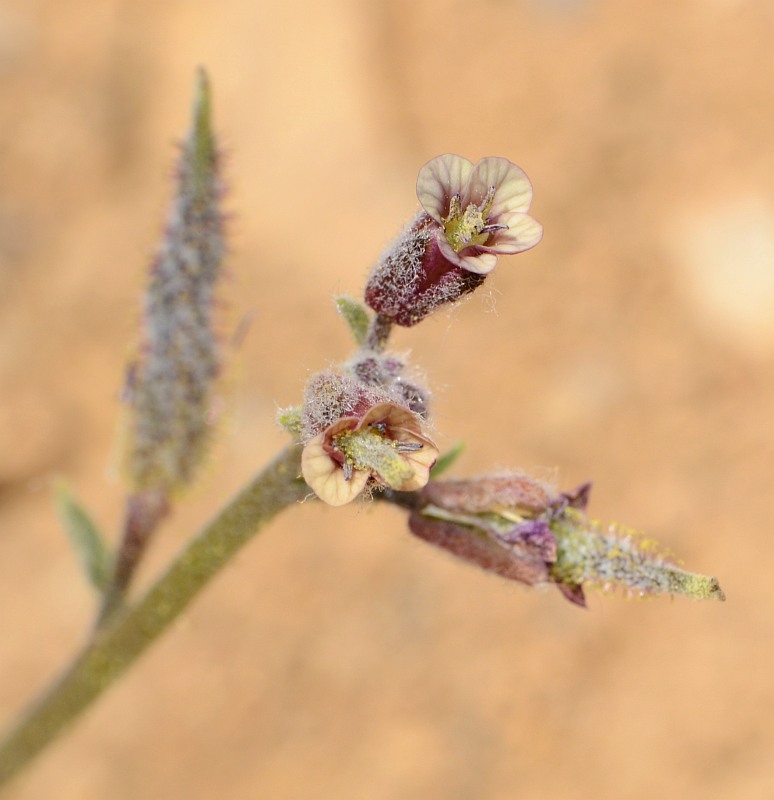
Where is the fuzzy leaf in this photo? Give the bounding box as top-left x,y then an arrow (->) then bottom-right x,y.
335,296 -> 371,345
54,481 -> 112,592
277,405 -> 303,435
430,441 -> 465,477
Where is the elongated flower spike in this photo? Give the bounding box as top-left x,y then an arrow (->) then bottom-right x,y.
100,68 -> 225,623
365,154 -> 542,326
302,403 -> 439,506
125,67 -> 224,495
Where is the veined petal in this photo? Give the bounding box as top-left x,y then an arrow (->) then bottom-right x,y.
416,154 -> 474,224
468,157 -> 534,216
435,231 -> 468,268
389,429 -> 439,491
455,249 -> 498,275
360,402 -> 421,434
435,231 -> 498,274
301,433 -> 370,506
479,212 -> 543,254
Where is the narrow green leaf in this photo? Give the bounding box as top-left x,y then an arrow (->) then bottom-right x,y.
54,481 -> 112,592
335,296 -> 371,345
431,441 -> 465,477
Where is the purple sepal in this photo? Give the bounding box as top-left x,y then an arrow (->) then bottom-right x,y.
408,513 -> 553,587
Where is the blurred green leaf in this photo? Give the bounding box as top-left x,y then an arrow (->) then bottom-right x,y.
431,441 -> 465,477
54,481 -> 112,593
335,296 -> 371,345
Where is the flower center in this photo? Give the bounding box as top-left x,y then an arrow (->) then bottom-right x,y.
442,186 -> 506,253
332,423 -> 422,487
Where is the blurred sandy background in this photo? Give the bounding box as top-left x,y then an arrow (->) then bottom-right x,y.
1,1 -> 773,798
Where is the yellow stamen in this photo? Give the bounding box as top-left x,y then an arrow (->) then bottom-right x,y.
443,187 -> 499,253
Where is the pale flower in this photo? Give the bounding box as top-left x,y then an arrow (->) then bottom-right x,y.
416,154 -> 543,275
301,403 -> 439,507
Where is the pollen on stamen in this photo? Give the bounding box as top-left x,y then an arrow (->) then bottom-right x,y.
395,441 -> 424,453
482,224 -> 508,235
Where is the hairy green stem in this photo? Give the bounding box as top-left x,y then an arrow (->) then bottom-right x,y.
0,445 -> 308,787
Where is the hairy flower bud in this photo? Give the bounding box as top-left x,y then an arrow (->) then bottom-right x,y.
300,370 -> 387,441
297,349 -> 432,445
348,354 -> 430,418
365,212 -> 486,327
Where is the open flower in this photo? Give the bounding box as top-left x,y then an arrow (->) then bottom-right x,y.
301,403 -> 439,506
365,154 -> 542,327
416,154 -> 543,275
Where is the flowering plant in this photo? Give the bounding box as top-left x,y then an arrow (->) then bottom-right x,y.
0,71 -> 724,787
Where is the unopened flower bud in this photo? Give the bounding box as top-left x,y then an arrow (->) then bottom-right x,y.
300,370 -> 384,440
348,353 -> 430,419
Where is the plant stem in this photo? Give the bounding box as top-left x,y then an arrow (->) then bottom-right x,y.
0,445 -> 308,788
98,489 -> 170,626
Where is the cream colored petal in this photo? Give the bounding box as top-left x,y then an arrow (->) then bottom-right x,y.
301,435 -> 369,506
480,212 -> 543,255
416,154 -> 474,224
323,415 -> 361,438
435,231 -> 468,268
468,157 -> 534,216
389,430 -> 439,491
456,249 -> 498,275
361,402 -> 421,434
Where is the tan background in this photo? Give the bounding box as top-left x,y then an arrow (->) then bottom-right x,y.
1,1 -> 773,798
